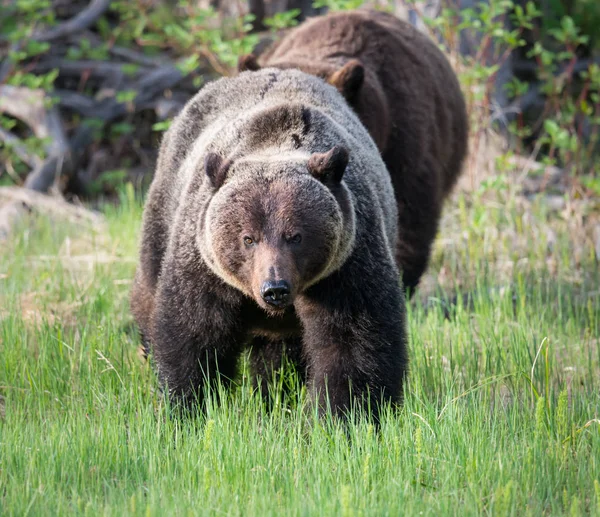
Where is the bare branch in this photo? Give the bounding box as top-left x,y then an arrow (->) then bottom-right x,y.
54,65 -> 185,119
136,65 -> 185,102
53,90 -> 100,118
0,127 -> 42,168
0,86 -> 68,151
23,154 -> 69,192
34,0 -> 112,42
109,46 -> 167,68
0,85 -> 71,192
33,59 -> 136,79
66,31 -> 167,67
0,44 -> 19,85
0,86 -> 47,133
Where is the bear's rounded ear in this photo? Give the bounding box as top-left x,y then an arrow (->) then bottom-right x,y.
329,60 -> 364,104
205,153 -> 230,189
238,54 -> 261,73
307,145 -> 349,185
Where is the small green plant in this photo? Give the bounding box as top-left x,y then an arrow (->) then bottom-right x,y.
1,0 -> 57,87
543,0 -> 600,50
424,0 -> 600,175
88,169 -> 129,195
65,38 -> 110,61
151,120 -> 172,133
264,9 -> 302,32
313,0 -> 365,11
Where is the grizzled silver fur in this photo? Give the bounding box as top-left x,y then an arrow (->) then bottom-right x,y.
131,69 -> 407,419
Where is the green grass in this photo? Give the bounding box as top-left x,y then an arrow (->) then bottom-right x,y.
1,179 -> 599,516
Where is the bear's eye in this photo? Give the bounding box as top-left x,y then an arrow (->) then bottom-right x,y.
243,236 -> 255,246
288,234 -> 302,244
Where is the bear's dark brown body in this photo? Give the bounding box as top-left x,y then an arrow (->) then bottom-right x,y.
240,10 -> 468,290
131,69 -> 407,420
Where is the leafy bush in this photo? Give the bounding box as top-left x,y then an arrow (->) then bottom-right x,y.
1,0 -> 599,192
543,0 -> 600,49
419,0 -> 600,175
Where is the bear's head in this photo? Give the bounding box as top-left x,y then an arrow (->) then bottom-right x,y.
199,146 -> 355,313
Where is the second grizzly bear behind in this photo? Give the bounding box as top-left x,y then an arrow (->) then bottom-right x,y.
240,10 -> 468,291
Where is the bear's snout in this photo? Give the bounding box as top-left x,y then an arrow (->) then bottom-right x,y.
260,280 -> 291,308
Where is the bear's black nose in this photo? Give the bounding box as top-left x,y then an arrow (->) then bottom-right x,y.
261,280 -> 291,307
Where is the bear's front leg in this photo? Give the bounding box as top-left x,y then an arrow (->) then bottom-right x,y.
296,257 -> 408,421
150,263 -> 245,409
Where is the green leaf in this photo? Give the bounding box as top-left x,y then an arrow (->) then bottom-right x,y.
120,64 -> 140,77
110,122 -> 134,136
116,90 -> 138,104
152,120 -> 172,132
175,55 -> 199,75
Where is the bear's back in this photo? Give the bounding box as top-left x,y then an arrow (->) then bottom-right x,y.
261,10 -> 428,74
258,10 -> 466,192
156,69 -> 396,235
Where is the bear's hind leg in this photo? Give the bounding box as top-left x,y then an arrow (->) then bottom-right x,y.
130,268 -> 156,358
384,149 -> 443,294
395,174 -> 443,295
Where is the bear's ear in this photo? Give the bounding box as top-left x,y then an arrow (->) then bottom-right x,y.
238,54 -> 261,73
328,60 -> 364,104
307,145 -> 349,185
204,153 -> 230,189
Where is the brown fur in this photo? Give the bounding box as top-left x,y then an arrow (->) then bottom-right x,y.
239,9 -> 469,290
131,69 -> 407,421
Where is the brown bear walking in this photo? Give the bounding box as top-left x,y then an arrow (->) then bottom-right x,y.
240,9 -> 468,292
131,68 -> 407,420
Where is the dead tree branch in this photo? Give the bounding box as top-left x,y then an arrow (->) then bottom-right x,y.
34,0 -> 113,42
0,127 -> 42,168
0,85 -> 70,192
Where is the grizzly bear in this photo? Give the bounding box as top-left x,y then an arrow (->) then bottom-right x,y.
130,68 -> 407,420
239,9 -> 469,292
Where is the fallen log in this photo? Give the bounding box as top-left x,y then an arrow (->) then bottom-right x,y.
0,186 -> 106,241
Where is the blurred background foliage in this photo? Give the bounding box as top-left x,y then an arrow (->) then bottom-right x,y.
0,0 -> 599,200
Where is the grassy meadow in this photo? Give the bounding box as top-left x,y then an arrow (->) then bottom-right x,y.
1,154 -> 599,515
